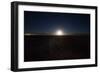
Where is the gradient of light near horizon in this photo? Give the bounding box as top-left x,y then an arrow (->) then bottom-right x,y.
24,11 -> 90,35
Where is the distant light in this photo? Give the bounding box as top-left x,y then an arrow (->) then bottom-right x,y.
56,30 -> 64,35
24,33 -> 32,36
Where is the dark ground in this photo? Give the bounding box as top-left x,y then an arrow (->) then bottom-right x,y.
24,34 -> 90,62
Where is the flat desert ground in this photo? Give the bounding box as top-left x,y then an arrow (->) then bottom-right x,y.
24,34 -> 90,62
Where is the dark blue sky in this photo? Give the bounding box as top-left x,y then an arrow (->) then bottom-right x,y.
24,11 -> 90,34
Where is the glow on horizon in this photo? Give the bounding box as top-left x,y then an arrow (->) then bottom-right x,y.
25,29 -> 65,35
55,30 -> 64,35
24,33 -> 32,36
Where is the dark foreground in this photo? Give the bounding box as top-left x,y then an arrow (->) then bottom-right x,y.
24,35 -> 90,62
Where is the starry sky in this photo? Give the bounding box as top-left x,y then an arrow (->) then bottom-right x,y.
24,11 -> 90,34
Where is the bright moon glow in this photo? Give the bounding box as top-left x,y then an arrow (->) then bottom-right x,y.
56,30 -> 64,35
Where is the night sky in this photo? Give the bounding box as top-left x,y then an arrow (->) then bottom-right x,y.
24,11 -> 90,34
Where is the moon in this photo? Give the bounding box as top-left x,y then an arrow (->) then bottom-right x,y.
55,30 -> 64,35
